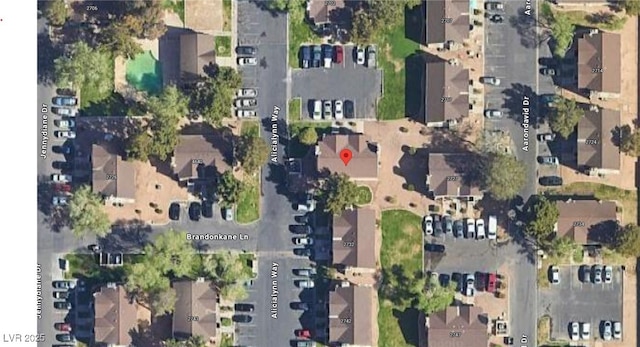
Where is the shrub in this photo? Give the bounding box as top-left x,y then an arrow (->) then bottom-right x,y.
399,126 -> 409,133
409,202 -> 417,208
408,147 -> 417,155
221,317 -> 232,326
155,208 -> 163,214
149,202 -> 158,208
406,184 -> 415,191
385,196 -> 397,203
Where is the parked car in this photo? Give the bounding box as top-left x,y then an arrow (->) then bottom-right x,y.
52,280 -> 75,290
602,320 -> 612,340
224,207 -> 234,221
312,100 -> 322,120
295,279 -> 315,288
236,109 -> 257,118
486,272 -> 497,293
312,45 -> 322,67
549,266 -> 560,284
295,214 -> 310,224
423,215 -> 434,235
295,341 -> 316,347
301,46 -> 311,68
294,248 -> 312,257
235,98 -> 257,108
537,133 -> 556,142
443,215 -> 453,234
188,202 -> 201,221
425,243 -> 445,253
592,265 -> 603,284
489,13 -> 504,23
464,274 -> 475,297
237,57 -> 258,66
484,109 -> 503,118
56,334 -> 75,343
232,314 -> 253,323
53,291 -> 69,299
294,268 -> 317,277
54,107 -> 78,117
613,321 -> 622,339
202,200 -> 214,218
485,1 -> 505,11
466,218 -> 476,239
540,94 -> 557,108
539,176 -> 563,186
323,100 -> 333,119
334,45 -> 343,64
52,196 -> 69,206
237,88 -> 257,97
538,156 -> 559,165
55,130 -> 76,139
51,174 -> 72,183
580,265 -> 591,283
53,301 -> 72,310
482,76 -> 501,86
334,100 -> 344,119
581,322 -> 591,340
488,215 -> 497,240
295,329 -> 312,338
53,183 -> 72,193
291,225 -> 312,235
293,237 -> 313,246
541,68 -> 556,76
570,322 -> 580,341
356,46 -> 365,65
236,46 -> 257,56
54,119 -> 76,129
52,161 -> 73,170
433,214 -> 443,236
54,323 -> 72,332
234,303 -> 255,312
366,45 -> 376,67
169,203 -> 180,221
293,302 -> 310,311
604,265 -> 612,283
454,220 -> 464,238
322,44 -> 333,68
52,96 -> 78,107
476,219 -> 486,239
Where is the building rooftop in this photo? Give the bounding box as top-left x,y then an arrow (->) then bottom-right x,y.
173,280 -> 219,340
172,133 -> 233,181
577,30 -> 621,94
332,208 -> 376,269
426,305 -> 488,347
315,134 -> 378,180
425,0 -> 471,44
92,143 -> 136,200
93,285 -> 139,346
577,107 -> 620,170
428,153 -> 482,198
329,286 -> 375,346
424,59 -> 470,124
556,199 -> 618,244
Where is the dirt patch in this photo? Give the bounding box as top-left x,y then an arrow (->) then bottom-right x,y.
382,43 -> 404,73
183,0 -> 222,34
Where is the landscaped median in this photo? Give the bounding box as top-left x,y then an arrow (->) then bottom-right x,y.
235,121 -> 261,224
288,98 -> 301,122
215,35 -> 232,57
378,209 -> 424,347
355,185 -> 373,205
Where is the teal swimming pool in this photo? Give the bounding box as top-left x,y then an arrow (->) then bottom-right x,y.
126,51 -> 163,95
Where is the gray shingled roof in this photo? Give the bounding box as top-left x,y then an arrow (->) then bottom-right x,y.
577,107 -> 620,170
577,31 -> 621,93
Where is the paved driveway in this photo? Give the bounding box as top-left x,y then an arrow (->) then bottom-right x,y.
291,45 -> 382,120
425,235 -> 502,274
539,265 -> 623,341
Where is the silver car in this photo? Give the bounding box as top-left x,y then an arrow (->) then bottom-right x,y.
235,98 -> 257,108
236,88 -> 257,97
323,100 -> 333,119
295,279 -> 315,288
570,321 -> 580,341
484,109 -> 503,118
464,274 -> 475,297
482,76 -> 501,86
538,156 -> 559,165
356,46 -> 365,65
613,321 -> 621,339
55,130 -> 76,139
238,57 -> 258,66
236,109 -> 257,118
592,265 -> 603,284
366,45 -> 376,67
602,320 -> 612,341
604,265 -> 612,283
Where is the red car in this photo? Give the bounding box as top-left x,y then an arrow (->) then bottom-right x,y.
334,45 -> 343,64
53,184 -> 72,192
295,329 -> 311,338
486,273 -> 497,293
54,323 -> 71,332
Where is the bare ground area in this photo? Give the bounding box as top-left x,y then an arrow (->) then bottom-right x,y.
183,0 -> 222,34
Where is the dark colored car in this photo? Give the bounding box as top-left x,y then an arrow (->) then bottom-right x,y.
312,45 -> 322,68
301,46 -> 311,69
294,248 -> 312,257
433,215 -> 443,236
454,220 -> 464,238
234,303 -> 255,312
541,68 -> 556,76
490,14 -> 504,23
443,215 -> 453,234
334,45 -> 343,64
52,161 -> 73,170
53,291 -> 69,299
53,184 -> 72,193
291,225 -> 312,235
232,314 -> 253,323
189,202 -> 202,221
539,176 -> 563,186
425,243 -> 445,253
202,200 -> 214,218
295,214 -> 310,224
53,301 -> 72,310
169,203 -> 180,221
486,273 -> 497,292
580,265 -> 591,283
236,46 -> 257,56
56,334 -> 75,343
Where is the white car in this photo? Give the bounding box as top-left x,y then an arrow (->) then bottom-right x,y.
235,98 -> 257,108
238,57 -> 258,66
603,320 -> 612,341
237,88 -> 257,97
466,218 -> 475,239
323,100 -> 333,119
296,279 -> 315,288
581,322 -> 591,340
55,130 -> 76,139
464,274 -> 475,297
550,265 -> 560,284
334,100 -> 344,119
236,109 -> 257,118
294,237 -> 313,246
488,215 -> 497,239
52,196 -> 68,206
483,76 -> 501,86
476,219 -> 486,239
613,321 -> 621,339
51,174 -> 72,183
356,46 -> 365,65
366,45 -> 376,67
570,322 -> 580,341
312,100 -> 322,120
55,119 -> 76,129
54,107 -> 78,117
224,207 -> 234,222
423,215 -> 434,235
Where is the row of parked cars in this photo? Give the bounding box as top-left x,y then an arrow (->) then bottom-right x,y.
548,264 -> 615,285
569,320 -> 621,341
290,214 -> 316,346
169,201 -> 234,222
52,280 -> 78,346
423,215 -> 498,240
50,95 -> 79,207
299,44 -> 376,68
311,99 -> 345,120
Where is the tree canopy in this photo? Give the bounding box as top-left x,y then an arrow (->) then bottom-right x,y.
547,236 -> 579,258
350,0 -> 421,43
549,12 -> 575,58
622,0 -> 640,16
524,196 -> 559,246
549,97 -> 584,139
201,252 -> 251,301
189,67 -> 242,126
322,173 -> 360,215
43,0 -> 68,27
380,265 -> 454,314
98,23 -> 144,59
165,336 -> 207,347
54,42 -> 114,103
418,274 -> 456,315
298,127 -> 318,145
614,223 -> 640,257
619,124 -> 640,156
218,171 -> 243,205
482,153 -> 526,201
236,134 -> 270,175
68,185 -> 111,238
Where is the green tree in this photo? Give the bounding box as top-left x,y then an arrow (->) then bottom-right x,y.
614,223 -> 640,256
68,185 -> 111,238
622,0 -> 640,15
298,127 -> 318,145
550,12 -> 575,58
482,153 -> 526,201
266,0 -> 306,22
54,42 -> 114,102
98,23 -> 144,59
236,134 -> 270,175
148,230 -> 199,278
126,132 -> 153,161
322,173 -> 360,215
121,1 -> 167,40
125,259 -> 170,295
218,171 -> 243,205
619,124 -> 640,156
549,97 -> 584,139
547,236 -> 579,258
165,336 -> 207,347
189,67 -> 242,126
44,0 -> 68,26
202,252 -> 250,300
525,196 -> 560,246
149,286 -> 177,315
351,10 -> 377,44
417,275 -> 456,315
147,86 -> 189,160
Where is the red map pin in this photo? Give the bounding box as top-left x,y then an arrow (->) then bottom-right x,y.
340,148 -> 353,166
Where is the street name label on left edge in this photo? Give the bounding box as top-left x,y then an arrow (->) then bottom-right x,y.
40,104 -> 49,159
524,0 -> 532,15
271,262 -> 279,319
522,96 -> 530,152
270,105 -> 281,163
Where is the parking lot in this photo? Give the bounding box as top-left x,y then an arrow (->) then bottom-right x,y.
424,230 -> 503,275
539,264 -> 623,341
291,45 -> 382,120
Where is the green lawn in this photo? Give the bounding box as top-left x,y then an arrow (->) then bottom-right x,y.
215,35 -> 232,57
241,120 -> 260,137
220,333 -> 234,347
80,55 -> 115,109
355,185 -> 373,205
288,121 -> 332,158
289,19 -> 321,68
378,210 -> 424,347
223,0 -> 232,31
375,24 -> 420,120
288,98 -> 301,122
236,121 -> 261,224
162,0 -> 185,23
65,253 -> 143,286
558,9 -> 627,31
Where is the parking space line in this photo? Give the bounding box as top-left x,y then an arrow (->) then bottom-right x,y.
485,55 -> 506,58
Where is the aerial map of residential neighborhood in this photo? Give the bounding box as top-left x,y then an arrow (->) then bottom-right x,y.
28,0 -> 640,346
